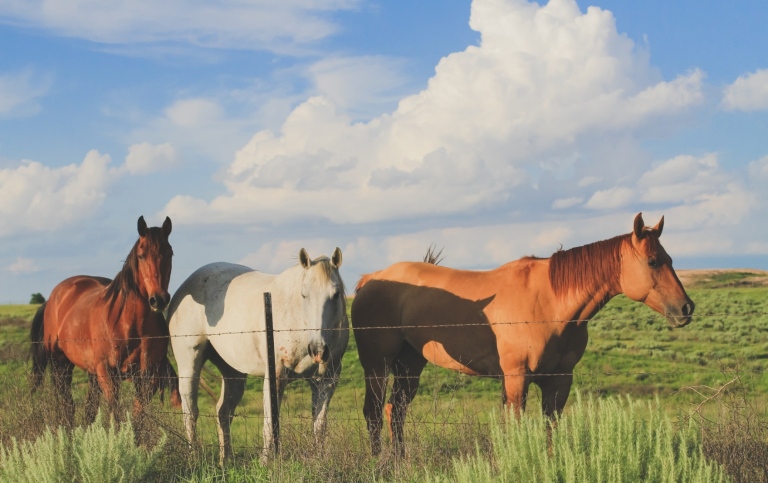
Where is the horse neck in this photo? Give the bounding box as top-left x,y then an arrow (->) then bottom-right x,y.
105,268 -> 151,333
546,235 -> 625,324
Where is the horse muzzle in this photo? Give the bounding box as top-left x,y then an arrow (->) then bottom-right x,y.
148,292 -> 171,312
666,300 -> 694,328
307,342 -> 330,364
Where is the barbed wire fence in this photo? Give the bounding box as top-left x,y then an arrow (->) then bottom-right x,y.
2,303 -> 767,462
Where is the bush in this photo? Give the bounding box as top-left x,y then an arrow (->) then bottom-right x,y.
0,412 -> 165,483
29,293 -> 45,304
429,393 -> 730,483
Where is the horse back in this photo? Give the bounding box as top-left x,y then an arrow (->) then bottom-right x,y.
44,276 -> 111,337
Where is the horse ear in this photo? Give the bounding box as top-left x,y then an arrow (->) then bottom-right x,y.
633,212 -> 645,239
162,216 -> 172,236
331,247 -> 342,268
138,216 -> 148,237
299,248 -> 311,269
650,216 -> 664,238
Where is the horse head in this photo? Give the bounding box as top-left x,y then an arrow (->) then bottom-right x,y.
298,247 -> 345,364
620,213 -> 694,327
136,216 -> 174,313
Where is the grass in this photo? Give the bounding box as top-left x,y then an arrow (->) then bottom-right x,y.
1,286 -> 767,481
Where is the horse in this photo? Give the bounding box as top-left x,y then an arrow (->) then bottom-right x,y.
29,216 -> 180,442
167,247 -> 348,465
351,213 -> 694,456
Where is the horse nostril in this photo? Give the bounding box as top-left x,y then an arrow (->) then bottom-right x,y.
307,343 -> 316,358
149,296 -> 158,308
682,302 -> 694,317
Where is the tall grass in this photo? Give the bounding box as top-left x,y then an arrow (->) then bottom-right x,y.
430,393 -> 730,483
0,412 -> 165,482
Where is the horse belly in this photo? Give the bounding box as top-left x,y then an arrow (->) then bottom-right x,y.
209,334 -> 266,375
419,341 -> 481,375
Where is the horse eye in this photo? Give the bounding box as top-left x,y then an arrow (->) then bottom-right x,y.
648,258 -> 658,268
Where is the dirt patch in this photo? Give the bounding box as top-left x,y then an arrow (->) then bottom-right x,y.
676,269 -> 768,289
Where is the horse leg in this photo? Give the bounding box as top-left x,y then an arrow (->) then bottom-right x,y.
261,372 -> 286,463
132,372 -> 154,447
389,345 -> 427,458
212,361 -> 247,467
50,359 -> 75,428
174,347 -> 208,450
539,374 -> 573,419
95,363 -> 121,424
84,374 -> 102,424
362,359 -> 391,457
309,362 -> 342,449
538,373 -> 573,452
500,361 -> 530,418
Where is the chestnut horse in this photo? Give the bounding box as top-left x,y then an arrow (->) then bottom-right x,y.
351,213 -> 694,456
30,216 -> 180,440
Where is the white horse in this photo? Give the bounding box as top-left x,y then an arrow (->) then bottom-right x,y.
168,248 -> 348,464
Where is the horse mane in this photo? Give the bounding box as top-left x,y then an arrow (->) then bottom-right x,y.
103,226 -> 166,319
103,239 -> 141,320
423,245 -> 444,265
547,233 -> 638,298
311,256 -> 347,297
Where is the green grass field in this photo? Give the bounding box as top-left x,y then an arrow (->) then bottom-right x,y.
2,273 -> 767,481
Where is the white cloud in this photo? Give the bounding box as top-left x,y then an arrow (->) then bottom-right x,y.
0,0 -> 360,54
6,256 -> 39,274
121,142 -> 180,175
238,240 -> 339,274
0,69 -> 50,118
748,155 -> 768,179
163,0 -> 704,226
0,150 -> 114,236
307,56 -> 413,120
164,99 -> 223,128
552,196 -> 583,209
638,153 -> 727,204
722,69 -> 768,111
585,187 -> 635,210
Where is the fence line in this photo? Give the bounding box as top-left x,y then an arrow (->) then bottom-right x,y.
16,309 -> 768,345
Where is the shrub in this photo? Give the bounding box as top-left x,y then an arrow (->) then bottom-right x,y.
429,393 -> 730,483
0,412 -> 165,483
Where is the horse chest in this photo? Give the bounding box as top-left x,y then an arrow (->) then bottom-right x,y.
528,324 -> 589,374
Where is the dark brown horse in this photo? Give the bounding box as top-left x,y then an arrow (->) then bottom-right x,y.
351,213 -> 694,456
30,216 -> 180,439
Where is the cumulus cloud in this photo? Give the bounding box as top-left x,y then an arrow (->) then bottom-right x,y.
307,56 -> 414,120
0,69 -> 50,117
0,0 -> 359,54
6,256 -> 39,274
585,187 -> 635,210
748,155 -> 768,179
722,69 -> 768,111
164,0 -> 704,226
552,197 -> 583,209
120,142 -> 180,175
0,150 -> 113,236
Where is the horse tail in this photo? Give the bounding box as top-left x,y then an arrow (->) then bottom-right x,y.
29,302 -> 48,392
159,357 -> 182,408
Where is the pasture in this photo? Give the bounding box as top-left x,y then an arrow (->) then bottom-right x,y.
1,270 -> 768,481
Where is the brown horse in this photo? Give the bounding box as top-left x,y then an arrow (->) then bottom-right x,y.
351,213 -> 694,456
30,216 -> 180,440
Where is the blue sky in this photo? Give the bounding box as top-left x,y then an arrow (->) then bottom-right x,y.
1,0 -> 767,303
